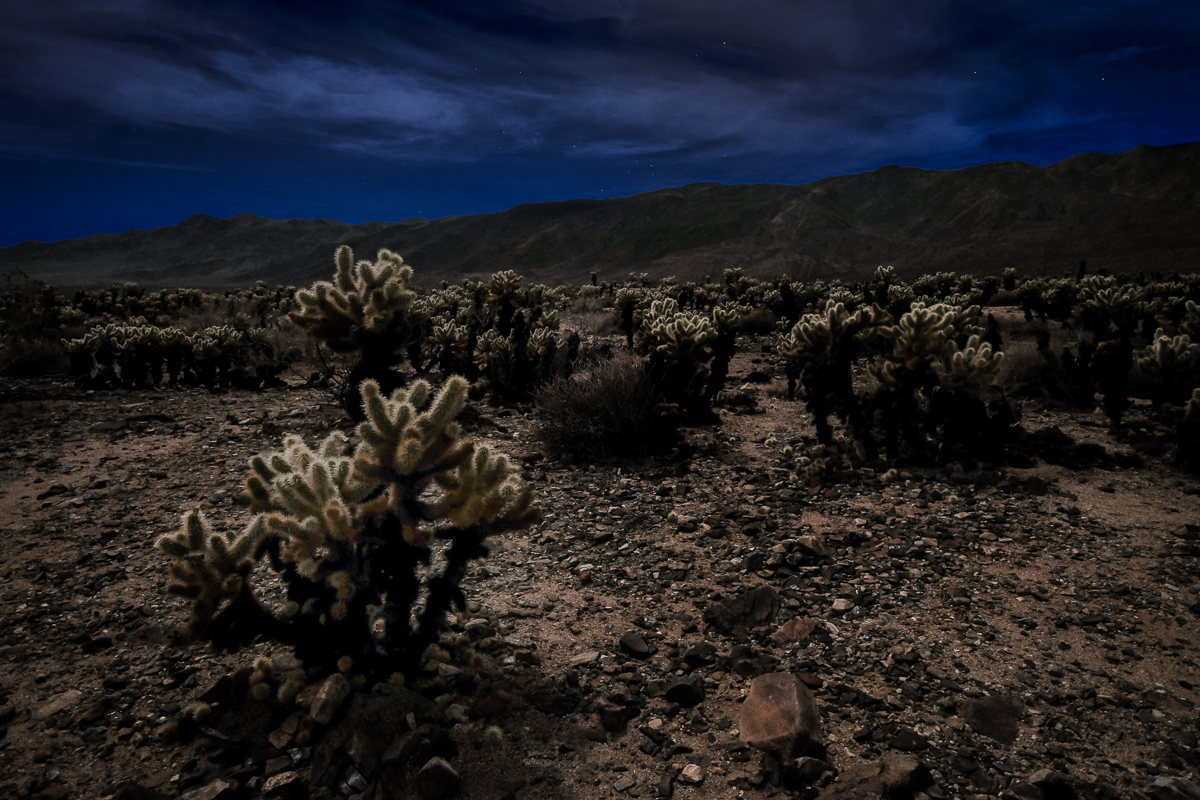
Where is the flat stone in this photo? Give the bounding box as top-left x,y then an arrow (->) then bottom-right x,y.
262,771 -> 305,799
704,586 -> 781,635
33,689 -> 83,720
1147,775 -> 1200,800
613,775 -> 637,792
962,694 -> 1024,744
770,616 -> 817,645
178,779 -> 235,800
310,673 -> 351,725
815,755 -> 931,800
569,650 -> 600,666
739,672 -> 822,759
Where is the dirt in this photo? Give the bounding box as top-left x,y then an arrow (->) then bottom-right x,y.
1,333 -> 1198,800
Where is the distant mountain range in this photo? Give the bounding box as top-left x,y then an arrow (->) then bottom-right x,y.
4,142 -> 1198,289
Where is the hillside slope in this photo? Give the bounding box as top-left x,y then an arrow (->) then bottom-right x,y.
3,142 -> 1197,289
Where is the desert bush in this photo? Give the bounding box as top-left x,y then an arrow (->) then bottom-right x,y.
0,270 -> 74,377
158,376 -> 539,685
534,350 -> 668,458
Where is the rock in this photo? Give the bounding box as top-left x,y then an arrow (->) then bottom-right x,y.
681,641 -> 717,665
770,616 -> 817,645
665,675 -> 706,707
815,754 -> 931,800
414,757 -> 461,799
678,764 -> 704,784
262,771 -> 306,799
527,692 -> 579,716
962,694 -> 1024,744
1147,776 -> 1200,800
620,631 -> 651,658
794,535 -> 833,558
704,586 -> 781,635
831,598 -> 855,612
108,782 -> 165,800
738,673 -> 822,760
33,689 -> 83,720
1028,768 -> 1075,796
569,650 -> 600,666
309,673 -> 351,725
36,483 -> 71,499
178,779 -> 236,800
888,728 -> 928,751
791,757 -> 832,783
614,775 -> 637,792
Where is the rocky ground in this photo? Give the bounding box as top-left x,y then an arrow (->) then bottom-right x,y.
2,332 -> 1199,800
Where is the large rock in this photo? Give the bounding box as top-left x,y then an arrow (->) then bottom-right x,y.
738,672 -> 822,759
815,754 -> 931,800
704,586 -> 781,636
414,757 -> 461,799
1147,776 -> 1200,800
961,694 -> 1024,744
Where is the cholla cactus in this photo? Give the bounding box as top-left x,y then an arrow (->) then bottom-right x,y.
1079,279 -> 1146,338
945,335 -> 1005,401
613,287 -> 642,349
290,246 -> 416,351
1181,300 -> 1200,340
638,297 -> 719,421
290,246 -> 419,413
431,319 -> 474,378
885,302 -> 982,370
779,302 -> 889,447
158,376 -> 539,682
1138,331 -> 1200,409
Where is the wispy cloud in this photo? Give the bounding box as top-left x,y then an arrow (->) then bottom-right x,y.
0,0 -> 1196,245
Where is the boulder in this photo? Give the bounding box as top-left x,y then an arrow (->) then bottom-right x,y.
738,672 -> 822,759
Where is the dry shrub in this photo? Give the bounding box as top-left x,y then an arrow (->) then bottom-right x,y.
562,294 -> 621,337
534,349 -> 668,457
738,306 -> 779,334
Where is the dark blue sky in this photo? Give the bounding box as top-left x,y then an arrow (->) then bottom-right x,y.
1,0 -> 1197,247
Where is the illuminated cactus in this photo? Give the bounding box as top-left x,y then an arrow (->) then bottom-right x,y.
706,302 -> 747,404
486,269 -> 524,336
158,376 -> 539,682
1078,278 -> 1146,339
613,288 -> 642,349
1138,331 -> 1200,410
430,318 -> 475,379
779,302 -> 889,448
639,297 -> 718,421
191,325 -> 246,389
290,246 -> 419,414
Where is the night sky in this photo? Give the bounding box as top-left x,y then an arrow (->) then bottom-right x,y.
1,0 -> 1197,248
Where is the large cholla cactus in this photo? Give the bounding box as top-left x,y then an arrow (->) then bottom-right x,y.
1139,331 -> 1200,409
779,302 -> 889,447
1078,278 -> 1146,339
639,296 -> 718,420
871,304 -> 1015,465
290,246 -> 420,413
158,376 -> 539,682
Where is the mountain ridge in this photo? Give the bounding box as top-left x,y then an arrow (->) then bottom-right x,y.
4,142 -> 1198,289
